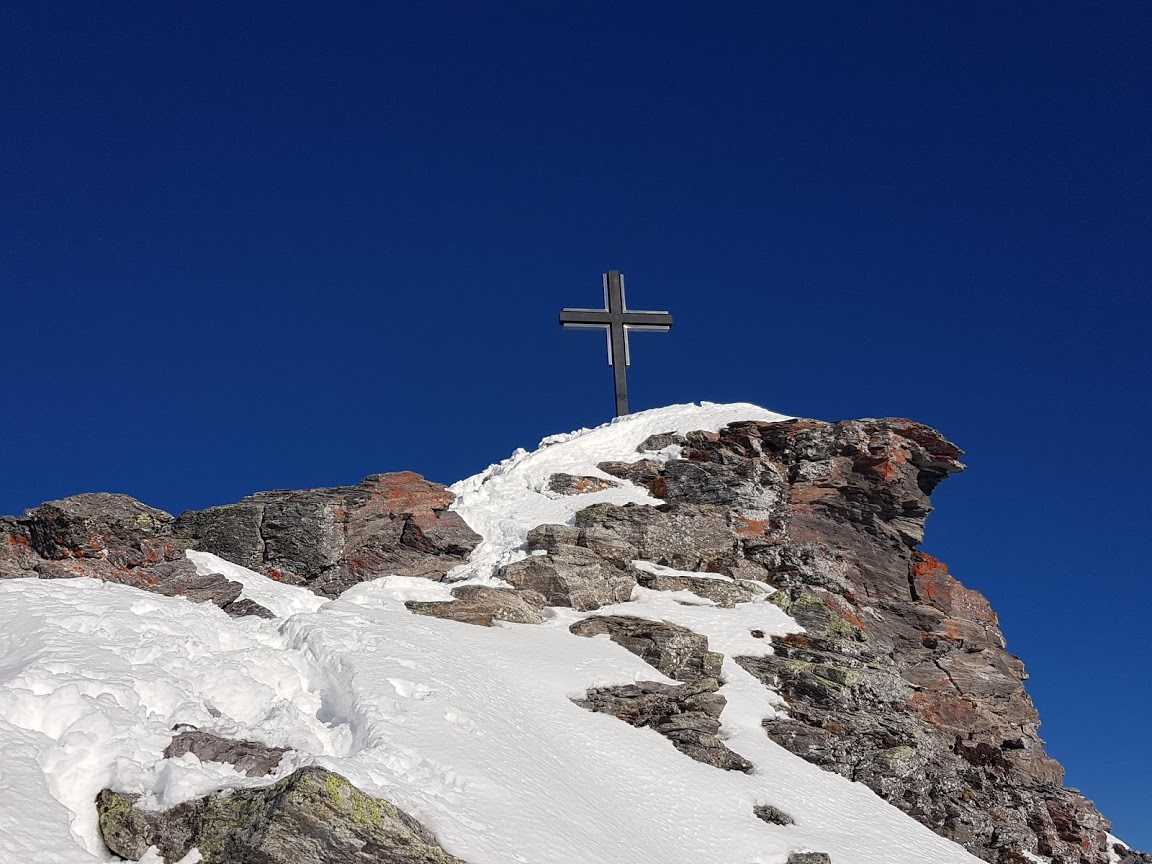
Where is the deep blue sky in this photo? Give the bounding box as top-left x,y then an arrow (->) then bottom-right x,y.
2,2 -> 1149,846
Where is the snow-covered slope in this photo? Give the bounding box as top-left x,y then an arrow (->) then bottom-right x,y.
0,403 -> 987,864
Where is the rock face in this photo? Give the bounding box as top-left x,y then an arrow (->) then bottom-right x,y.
96,766 -> 466,864
0,493 -> 255,616
175,472 -> 480,596
550,417 -> 1130,864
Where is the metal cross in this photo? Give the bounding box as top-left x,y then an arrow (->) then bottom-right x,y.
559,270 -> 673,417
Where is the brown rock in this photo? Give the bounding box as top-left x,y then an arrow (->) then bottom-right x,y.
175,472 -> 480,596
406,584 -> 545,626
546,473 -> 619,495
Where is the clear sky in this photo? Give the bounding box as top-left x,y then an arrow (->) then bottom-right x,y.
2,2 -> 1149,847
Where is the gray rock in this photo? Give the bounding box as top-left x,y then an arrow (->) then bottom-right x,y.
176,472 -> 480,597
406,585 -> 545,626
574,679 -> 752,773
164,730 -> 287,778
636,432 -> 686,452
787,854 -> 831,864
569,615 -> 723,682
96,766 -> 466,864
497,548 -> 635,611
545,473 -> 618,495
0,494 -> 246,613
753,804 -> 794,826
631,566 -> 766,608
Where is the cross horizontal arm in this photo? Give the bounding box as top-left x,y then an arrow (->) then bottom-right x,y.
621,311 -> 673,328
559,309 -> 674,328
559,309 -> 610,326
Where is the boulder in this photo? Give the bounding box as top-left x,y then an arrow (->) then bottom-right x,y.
406,585 -> 546,626
0,494 -> 254,616
496,548 -> 634,611
164,730 -> 287,778
753,804 -> 794,826
631,566 -> 766,608
545,473 -> 618,495
574,679 -> 752,773
569,615 -> 723,682
175,472 -> 480,597
96,766 -> 466,864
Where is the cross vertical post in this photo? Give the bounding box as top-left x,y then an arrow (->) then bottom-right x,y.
559,270 -> 673,417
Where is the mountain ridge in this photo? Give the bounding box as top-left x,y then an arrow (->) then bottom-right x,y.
0,403 -> 1145,864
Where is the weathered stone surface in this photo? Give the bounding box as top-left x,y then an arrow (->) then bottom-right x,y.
406,585 -> 545,626
497,548 -> 634,610
574,679 -> 752,772
546,473 -> 619,495
175,472 -> 480,597
753,804 -> 794,826
164,730 -> 287,778
0,493 -> 252,615
787,854 -> 831,864
569,615 -> 723,682
543,418 -> 1135,864
96,766 -> 466,864
636,432 -> 686,452
632,565 -> 767,607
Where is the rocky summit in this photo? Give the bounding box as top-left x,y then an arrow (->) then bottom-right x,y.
0,403 -> 1145,864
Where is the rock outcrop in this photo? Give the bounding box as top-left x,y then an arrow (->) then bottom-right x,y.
0,493 -> 257,616
568,614 -> 751,771
175,472 -> 480,596
544,417 -> 1128,864
575,679 -> 753,773
570,615 -> 724,682
96,766 -> 466,864
164,729 -> 287,778
406,585 -> 546,626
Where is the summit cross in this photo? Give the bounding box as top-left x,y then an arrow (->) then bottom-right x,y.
559,270 -> 673,417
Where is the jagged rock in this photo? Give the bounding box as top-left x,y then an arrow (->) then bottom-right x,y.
753,804 -> 794,826
406,585 -> 545,626
574,679 -> 752,772
0,493 -> 251,615
788,854 -> 831,864
164,730 -> 287,777
223,598 -> 276,619
540,419 -> 1134,864
569,615 -> 723,682
632,565 -> 766,607
496,548 -> 634,610
175,472 -> 480,597
545,473 -> 618,495
1116,844 -> 1152,864
96,766 -> 466,864
636,432 -> 686,452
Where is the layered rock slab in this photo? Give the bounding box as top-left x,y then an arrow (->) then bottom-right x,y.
569,615 -> 751,771
175,472 -> 480,596
0,493 -> 256,616
96,766 -> 466,864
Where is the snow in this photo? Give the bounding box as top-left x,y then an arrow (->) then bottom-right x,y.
0,402 -> 1007,863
